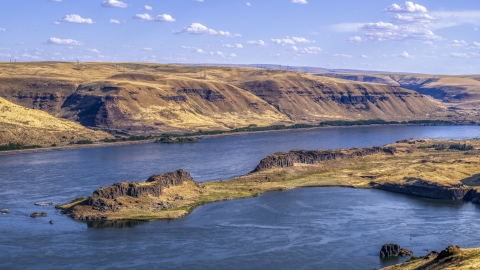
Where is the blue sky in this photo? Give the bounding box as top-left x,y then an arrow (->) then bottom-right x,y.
0,0 -> 479,74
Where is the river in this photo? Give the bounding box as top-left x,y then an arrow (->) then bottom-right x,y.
1,125 -> 480,269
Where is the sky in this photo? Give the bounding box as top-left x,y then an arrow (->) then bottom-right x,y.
0,0 -> 479,74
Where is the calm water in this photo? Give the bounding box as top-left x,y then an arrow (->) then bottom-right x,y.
1,125 -> 480,269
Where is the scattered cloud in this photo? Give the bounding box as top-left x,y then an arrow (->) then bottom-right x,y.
329,23 -> 365,32
45,37 -> 84,46
58,14 -> 94,24
393,51 -> 414,58
449,40 -> 468,47
246,2 -> 251,6
144,5 -> 152,10
347,36 -> 362,43
101,0 -> 128,8
291,46 -> 322,54
449,52 -> 480,58
110,19 -> 121,24
195,0 -> 204,2
473,42 -> 480,47
423,41 -> 434,45
223,44 -> 243,48
383,2 -> 427,13
292,0 -> 308,4
333,54 -> 352,58
133,13 -> 176,22
85,49 -> 100,53
175,23 -> 240,37
271,36 -> 315,45
361,55 -> 368,58
245,40 -> 267,46
142,47 -> 153,51
0,28 -> 5,32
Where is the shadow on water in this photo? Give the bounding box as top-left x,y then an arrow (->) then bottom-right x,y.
87,220 -> 148,229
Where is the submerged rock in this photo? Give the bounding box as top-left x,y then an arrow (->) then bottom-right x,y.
49,220 -> 54,224
30,212 -> 47,218
1,209 -> 9,214
35,202 -> 53,206
380,243 -> 413,258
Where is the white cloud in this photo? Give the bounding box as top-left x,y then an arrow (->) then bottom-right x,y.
110,19 -> 121,24
361,55 -> 368,58
175,23 -> 240,37
449,40 -> 468,47
86,49 -> 100,53
245,40 -> 267,46
347,36 -> 362,43
271,36 -> 314,45
101,0 -> 128,8
0,28 -> 5,32
473,42 -> 480,47
59,14 -> 94,24
142,47 -> 153,51
292,0 -> 308,4
329,23 -> 365,32
423,41 -> 434,45
430,11 -> 480,29
449,52 -> 480,58
360,21 -> 441,41
46,37 -> 84,46
195,0 -> 204,2
133,13 -> 176,22
333,54 -> 352,58
393,51 -> 414,58
246,2 -> 251,6
144,5 -> 153,10
223,44 -> 243,48
384,2 -> 427,13
292,46 -> 322,54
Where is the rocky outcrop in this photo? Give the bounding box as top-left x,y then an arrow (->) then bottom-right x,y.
252,146 -> 396,172
372,178 -> 471,200
380,244 -> 413,258
86,170 -> 195,212
436,245 -> 460,261
1,209 -> 9,214
30,212 -> 47,218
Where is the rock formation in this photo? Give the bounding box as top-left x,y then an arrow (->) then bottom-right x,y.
252,146 -> 396,172
372,178 -> 471,200
62,169 -> 198,220
30,212 -> 47,218
380,244 -> 413,258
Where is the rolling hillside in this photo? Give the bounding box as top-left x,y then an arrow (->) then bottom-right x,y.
0,96 -> 112,145
0,62 -> 448,135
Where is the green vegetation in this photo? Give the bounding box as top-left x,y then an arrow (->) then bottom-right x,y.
419,142 -> 474,151
318,119 -> 398,126
74,140 -> 94,145
0,143 -> 42,151
155,137 -> 199,144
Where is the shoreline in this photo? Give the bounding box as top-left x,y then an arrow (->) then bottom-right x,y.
1,123 -> 476,156
58,138 -> 480,222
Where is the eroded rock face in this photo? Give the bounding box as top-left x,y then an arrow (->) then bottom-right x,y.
380,244 -> 413,258
372,178 -> 471,200
436,245 -> 460,261
252,146 -> 396,172
85,170 -> 195,212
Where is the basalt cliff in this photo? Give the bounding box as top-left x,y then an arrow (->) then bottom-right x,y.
0,62 -> 447,136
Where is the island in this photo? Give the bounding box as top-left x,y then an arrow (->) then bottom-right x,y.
58,138 -> 480,221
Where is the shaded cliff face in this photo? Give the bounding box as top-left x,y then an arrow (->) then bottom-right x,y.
371,178 -> 471,200
319,73 -> 480,108
252,146 -> 396,172
0,97 -> 112,145
0,62 -> 445,135
238,74 -> 440,122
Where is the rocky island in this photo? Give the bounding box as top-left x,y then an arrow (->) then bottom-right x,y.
58,138 -> 480,222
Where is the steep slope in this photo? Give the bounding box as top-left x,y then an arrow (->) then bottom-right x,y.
0,62 -> 446,134
0,97 -> 112,145
319,72 -> 480,109
235,72 -> 439,122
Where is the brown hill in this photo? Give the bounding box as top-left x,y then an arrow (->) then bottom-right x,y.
0,96 -> 112,145
0,62 -> 446,134
319,72 -> 480,110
